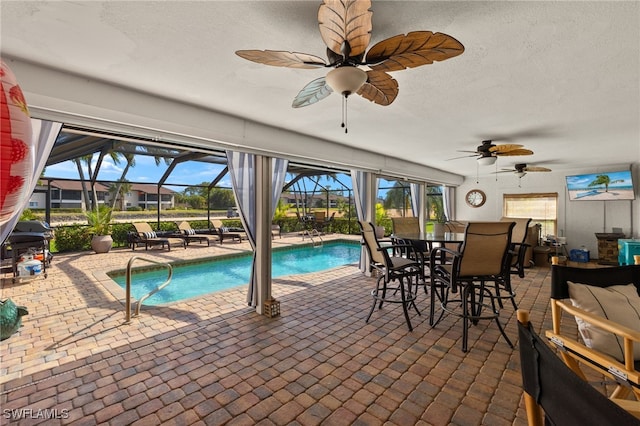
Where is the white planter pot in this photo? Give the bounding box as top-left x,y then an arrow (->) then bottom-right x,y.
433,223 -> 445,236
91,235 -> 113,253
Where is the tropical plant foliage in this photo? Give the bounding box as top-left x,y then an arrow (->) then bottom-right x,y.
85,205 -> 113,236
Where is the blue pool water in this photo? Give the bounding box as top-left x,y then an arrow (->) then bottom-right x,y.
109,241 -> 360,305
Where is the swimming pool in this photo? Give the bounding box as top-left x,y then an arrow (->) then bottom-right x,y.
108,241 -> 361,305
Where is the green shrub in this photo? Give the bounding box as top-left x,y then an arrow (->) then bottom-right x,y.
53,225 -> 91,252
19,208 -> 37,221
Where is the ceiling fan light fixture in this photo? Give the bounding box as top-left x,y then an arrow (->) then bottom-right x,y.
514,171 -> 527,178
326,66 -> 367,96
477,156 -> 497,166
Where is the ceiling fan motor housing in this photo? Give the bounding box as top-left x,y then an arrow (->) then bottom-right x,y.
325,66 -> 368,95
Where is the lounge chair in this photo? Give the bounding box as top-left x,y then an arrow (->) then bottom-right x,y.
209,219 -> 248,243
132,222 -> 187,251
176,221 -> 219,246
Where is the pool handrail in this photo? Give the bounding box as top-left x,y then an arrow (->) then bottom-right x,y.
125,256 -> 173,323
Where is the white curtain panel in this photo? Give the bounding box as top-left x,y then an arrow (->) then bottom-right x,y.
410,182 -> 425,232
1,119 -> 62,245
443,186 -> 453,221
351,170 -> 377,273
226,150 -> 288,307
226,151 -> 257,306
270,158 -> 288,218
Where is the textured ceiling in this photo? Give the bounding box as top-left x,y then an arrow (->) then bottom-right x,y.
1,1 -> 639,178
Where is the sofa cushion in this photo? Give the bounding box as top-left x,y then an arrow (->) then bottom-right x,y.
568,281 -> 640,361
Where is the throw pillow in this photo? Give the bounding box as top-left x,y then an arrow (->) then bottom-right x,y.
186,229 -> 196,235
144,231 -> 157,239
567,281 -> 640,361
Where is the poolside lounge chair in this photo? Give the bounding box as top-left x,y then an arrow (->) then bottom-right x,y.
209,219 -> 248,243
176,221 -> 220,246
132,222 -> 187,251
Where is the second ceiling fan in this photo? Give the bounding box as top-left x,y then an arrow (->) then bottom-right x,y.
453,140 -> 534,165
499,163 -> 552,177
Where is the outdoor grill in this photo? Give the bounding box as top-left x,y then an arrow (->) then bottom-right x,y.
3,221 -> 54,281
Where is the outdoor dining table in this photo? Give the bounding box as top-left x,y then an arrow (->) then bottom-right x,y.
392,231 -> 466,248
391,232 -> 466,269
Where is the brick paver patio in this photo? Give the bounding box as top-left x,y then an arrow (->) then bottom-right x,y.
0,234 -> 575,425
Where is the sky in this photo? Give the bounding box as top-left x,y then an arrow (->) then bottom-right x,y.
43,155 -> 358,193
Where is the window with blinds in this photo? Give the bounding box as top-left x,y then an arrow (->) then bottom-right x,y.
503,193 -> 558,237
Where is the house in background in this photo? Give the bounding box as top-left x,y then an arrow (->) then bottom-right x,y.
26,182 -> 176,211
124,184 -> 176,211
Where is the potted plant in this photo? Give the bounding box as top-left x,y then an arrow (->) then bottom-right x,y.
86,205 -> 113,253
431,200 -> 447,235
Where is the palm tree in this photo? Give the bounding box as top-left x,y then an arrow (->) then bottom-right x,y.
588,174 -> 623,192
109,152 -> 135,210
73,155 -> 92,211
108,179 -> 132,211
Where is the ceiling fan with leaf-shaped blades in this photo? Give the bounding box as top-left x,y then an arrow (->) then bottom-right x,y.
235,0 -> 464,132
498,163 -> 552,178
449,140 -> 534,165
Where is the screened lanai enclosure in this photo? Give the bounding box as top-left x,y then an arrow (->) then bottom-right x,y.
32,125 -> 450,231
6,120 -> 453,315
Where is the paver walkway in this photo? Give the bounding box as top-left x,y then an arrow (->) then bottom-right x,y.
0,235 -> 601,425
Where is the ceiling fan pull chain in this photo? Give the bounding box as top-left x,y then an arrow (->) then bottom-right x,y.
341,95 -> 348,133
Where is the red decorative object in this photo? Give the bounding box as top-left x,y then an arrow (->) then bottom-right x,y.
0,60 -> 33,227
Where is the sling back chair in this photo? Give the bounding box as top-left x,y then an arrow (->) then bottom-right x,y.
391,217 -> 430,278
358,221 -> 423,331
545,264 -> 640,401
176,221 -> 220,246
518,310 -> 640,425
429,221 -> 515,352
132,222 -> 187,251
495,217 -> 532,309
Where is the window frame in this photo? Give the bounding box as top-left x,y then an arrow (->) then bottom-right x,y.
503,192 -> 558,237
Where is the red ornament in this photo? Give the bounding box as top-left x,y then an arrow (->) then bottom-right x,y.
1,60 -> 33,227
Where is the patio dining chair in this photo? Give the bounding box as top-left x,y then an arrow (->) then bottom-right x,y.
132,222 -> 187,251
495,217 -> 532,309
176,221 -> 220,246
358,220 -> 423,331
391,217 -> 431,278
429,221 -> 515,352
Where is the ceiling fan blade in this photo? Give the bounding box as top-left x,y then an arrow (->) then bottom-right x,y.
235,50 -> 326,69
456,150 -> 482,154
356,71 -> 398,106
446,154 -> 478,161
318,0 -> 372,58
292,77 -> 333,108
524,166 -> 552,172
488,144 -> 523,153
366,31 -> 465,72
496,148 -> 534,156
